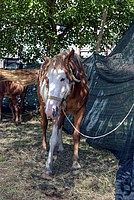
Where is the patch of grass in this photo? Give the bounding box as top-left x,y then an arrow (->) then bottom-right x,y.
0,156 -> 6,162
0,114 -> 118,200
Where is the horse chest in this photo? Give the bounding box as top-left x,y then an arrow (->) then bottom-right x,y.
65,98 -> 83,114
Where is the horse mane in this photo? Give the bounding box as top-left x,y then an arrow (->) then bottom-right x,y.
0,69 -> 38,86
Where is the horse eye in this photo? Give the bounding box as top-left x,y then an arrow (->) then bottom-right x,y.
60,78 -> 65,82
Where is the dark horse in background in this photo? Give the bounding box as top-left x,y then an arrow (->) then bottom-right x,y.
0,69 -> 38,125
0,75 -> 27,125
38,49 -> 89,176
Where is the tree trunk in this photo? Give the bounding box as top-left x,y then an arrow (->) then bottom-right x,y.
95,8 -> 108,53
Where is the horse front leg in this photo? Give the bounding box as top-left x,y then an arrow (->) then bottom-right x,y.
0,97 -> 3,121
44,123 -> 58,175
57,114 -> 65,153
72,128 -> 81,170
40,103 -> 48,152
72,108 -> 86,170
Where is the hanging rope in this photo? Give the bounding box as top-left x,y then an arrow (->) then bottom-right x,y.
62,103 -> 134,139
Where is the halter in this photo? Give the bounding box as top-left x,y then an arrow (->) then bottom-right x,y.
46,75 -> 75,105
47,95 -> 63,102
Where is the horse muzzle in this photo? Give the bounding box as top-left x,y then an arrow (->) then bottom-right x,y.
45,100 -> 59,119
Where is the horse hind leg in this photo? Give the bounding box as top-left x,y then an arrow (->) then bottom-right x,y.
57,127 -> 64,153
19,87 -> 27,123
19,97 -> 24,123
9,99 -> 15,121
10,98 -> 19,125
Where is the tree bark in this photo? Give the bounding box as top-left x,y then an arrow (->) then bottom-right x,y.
95,8 -> 108,53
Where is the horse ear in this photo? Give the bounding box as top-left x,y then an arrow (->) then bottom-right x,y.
68,48 -> 75,61
64,48 -> 75,63
64,49 -> 81,83
44,56 -> 50,63
43,56 -> 51,68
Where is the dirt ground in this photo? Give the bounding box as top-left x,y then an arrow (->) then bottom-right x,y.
0,112 -> 118,200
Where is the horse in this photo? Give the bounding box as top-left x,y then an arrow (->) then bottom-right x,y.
0,69 -> 38,125
38,49 -> 89,176
0,75 -> 27,124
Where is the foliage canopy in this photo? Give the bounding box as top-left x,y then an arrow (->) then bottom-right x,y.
0,0 -> 134,62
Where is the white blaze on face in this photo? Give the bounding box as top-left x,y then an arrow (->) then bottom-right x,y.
45,67 -> 70,118
40,79 -> 48,102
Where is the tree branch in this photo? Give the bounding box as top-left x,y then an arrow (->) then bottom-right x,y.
57,22 -> 74,41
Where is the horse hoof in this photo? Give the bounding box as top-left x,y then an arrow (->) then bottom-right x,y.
15,120 -> 21,126
41,149 -> 47,159
71,161 -> 81,170
41,149 -> 46,154
57,148 -> 64,155
41,172 -> 52,180
44,167 -> 52,174
41,168 -> 52,179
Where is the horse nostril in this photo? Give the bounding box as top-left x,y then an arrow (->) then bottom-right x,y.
52,106 -> 58,117
52,108 -> 56,117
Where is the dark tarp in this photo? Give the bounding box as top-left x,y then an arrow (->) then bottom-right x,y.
63,20 -> 134,199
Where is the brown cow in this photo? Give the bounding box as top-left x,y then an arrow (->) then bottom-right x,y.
38,49 -> 89,176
